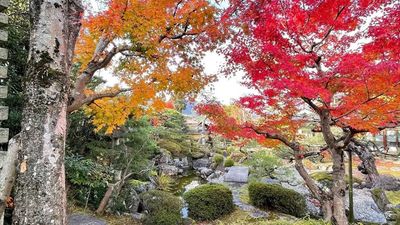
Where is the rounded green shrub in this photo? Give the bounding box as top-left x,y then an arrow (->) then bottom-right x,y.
183,184 -> 234,221
224,157 -> 235,167
212,153 -> 224,165
248,182 -> 306,217
140,190 -> 183,225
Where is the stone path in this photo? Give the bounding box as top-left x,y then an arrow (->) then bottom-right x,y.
224,166 -> 249,183
226,182 -> 268,218
68,214 -> 106,225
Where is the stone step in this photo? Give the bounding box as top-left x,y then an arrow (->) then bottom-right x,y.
0,66 -> 7,79
0,0 -> 8,12
0,13 -> 7,27
0,29 -> 7,42
0,151 -> 6,172
0,48 -> 7,60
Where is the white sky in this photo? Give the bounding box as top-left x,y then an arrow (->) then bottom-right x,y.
85,0 -> 250,105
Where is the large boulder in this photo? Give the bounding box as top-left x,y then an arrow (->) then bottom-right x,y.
68,214 -> 106,225
224,166 -> 249,183
346,189 -> 387,224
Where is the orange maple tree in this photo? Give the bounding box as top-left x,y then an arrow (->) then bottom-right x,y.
198,0 -> 400,223
68,0 -> 224,133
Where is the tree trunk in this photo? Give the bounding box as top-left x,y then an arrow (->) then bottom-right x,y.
0,136 -> 20,225
12,1 -> 82,225
352,143 -> 380,184
331,149 -> 348,225
293,155 -> 333,221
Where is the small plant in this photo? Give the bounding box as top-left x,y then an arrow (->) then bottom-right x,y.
140,190 -> 183,225
246,150 -> 282,178
224,157 -> 235,167
248,182 -> 307,217
184,183 -> 234,221
212,153 -> 224,165
152,173 -> 174,192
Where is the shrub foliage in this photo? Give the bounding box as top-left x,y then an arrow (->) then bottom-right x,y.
184,184 -> 234,221
140,190 -> 183,225
248,182 -> 306,217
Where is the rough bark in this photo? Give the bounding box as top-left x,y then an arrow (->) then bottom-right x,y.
319,109 -> 348,225
12,1 -> 83,225
351,141 -> 380,184
0,136 -> 20,225
331,149 -> 348,225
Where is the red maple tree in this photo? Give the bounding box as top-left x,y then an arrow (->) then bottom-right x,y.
198,1 -> 400,224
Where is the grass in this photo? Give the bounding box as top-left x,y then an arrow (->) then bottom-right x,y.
195,208 -> 329,225
67,203 -> 140,225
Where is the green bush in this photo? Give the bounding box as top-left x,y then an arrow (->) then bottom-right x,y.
65,156 -> 113,208
248,182 -> 306,217
224,157 -> 235,167
246,151 -> 282,178
158,139 -> 183,155
213,153 -> 224,165
140,190 -> 183,225
184,183 -> 234,221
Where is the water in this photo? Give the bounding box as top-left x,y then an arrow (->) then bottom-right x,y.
170,171 -> 207,218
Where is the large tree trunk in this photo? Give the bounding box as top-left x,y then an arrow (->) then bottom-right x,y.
12,1 -> 82,225
331,149 -> 348,225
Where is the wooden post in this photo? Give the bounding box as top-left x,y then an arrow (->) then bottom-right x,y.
348,149 -> 354,223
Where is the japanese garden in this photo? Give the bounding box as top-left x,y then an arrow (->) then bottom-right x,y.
0,0 -> 400,225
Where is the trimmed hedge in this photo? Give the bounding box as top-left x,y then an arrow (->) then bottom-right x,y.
248,182 -> 306,217
184,184 -> 234,221
140,190 -> 183,225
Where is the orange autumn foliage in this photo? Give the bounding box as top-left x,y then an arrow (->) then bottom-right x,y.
72,0 -> 224,133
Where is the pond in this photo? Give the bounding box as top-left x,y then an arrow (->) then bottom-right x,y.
170,171 -> 207,218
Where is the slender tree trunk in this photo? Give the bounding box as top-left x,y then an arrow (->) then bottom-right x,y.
331,149 -> 348,225
12,1 -> 82,225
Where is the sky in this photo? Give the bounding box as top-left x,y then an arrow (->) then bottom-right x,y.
85,0 -> 250,105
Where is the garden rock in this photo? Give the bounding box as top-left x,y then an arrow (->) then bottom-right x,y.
261,177 -> 280,185
159,164 -> 179,176
200,167 -> 213,178
193,158 -> 211,170
68,214 -> 106,225
107,184 -> 141,215
224,166 -> 249,183
345,189 -> 387,224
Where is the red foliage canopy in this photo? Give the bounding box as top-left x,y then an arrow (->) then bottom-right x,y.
199,0 -> 400,146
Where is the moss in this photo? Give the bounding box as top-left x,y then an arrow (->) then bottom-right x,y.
311,171 -> 363,188
212,154 -> 224,166
224,157 -> 235,167
386,190 -> 400,205
199,208 -> 328,225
